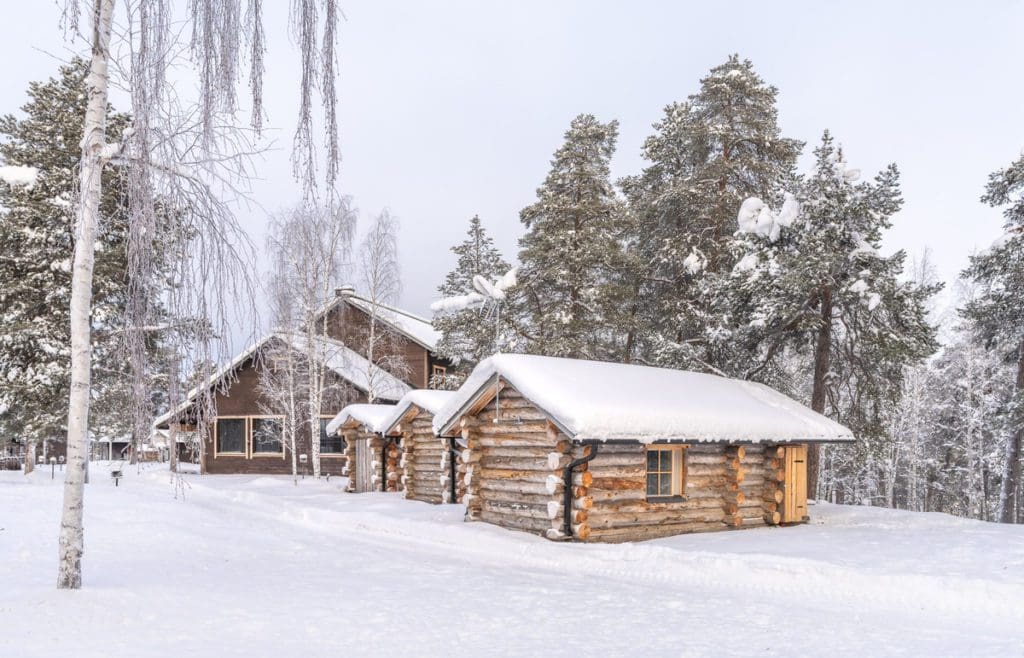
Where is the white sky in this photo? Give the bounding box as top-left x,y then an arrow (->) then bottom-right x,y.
3,1 -> 1023,329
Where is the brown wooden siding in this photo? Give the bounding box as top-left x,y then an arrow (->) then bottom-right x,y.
459,383 -> 795,542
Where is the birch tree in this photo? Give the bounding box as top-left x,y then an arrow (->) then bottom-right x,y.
56,0 -> 343,589
262,202 -> 355,478
358,209 -> 408,401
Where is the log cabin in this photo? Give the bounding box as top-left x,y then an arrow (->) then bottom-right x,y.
381,390 -> 460,504
432,354 -> 855,543
155,287 -> 447,475
325,404 -> 399,493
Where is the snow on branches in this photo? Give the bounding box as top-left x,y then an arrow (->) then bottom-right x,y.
736,192 -> 799,242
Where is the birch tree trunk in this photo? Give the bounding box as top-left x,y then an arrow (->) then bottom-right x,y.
57,0 -> 115,590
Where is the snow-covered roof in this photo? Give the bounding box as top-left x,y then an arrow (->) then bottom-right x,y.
381,389 -> 457,435
343,295 -> 441,351
433,354 -> 855,444
283,333 -> 410,403
325,403 -> 396,436
153,332 -> 409,428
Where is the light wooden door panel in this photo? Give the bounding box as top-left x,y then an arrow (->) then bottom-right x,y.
783,444 -> 808,523
355,440 -> 374,493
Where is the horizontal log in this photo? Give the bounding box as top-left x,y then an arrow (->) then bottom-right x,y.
763,488 -> 784,504
478,488 -> 558,506
764,511 -> 781,524
481,456 -> 552,471
479,509 -> 552,534
587,522 -> 726,543
474,422 -> 550,436
476,408 -> 549,423
590,476 -> 643,491
478,468 -> 559,484
725,445 -> 746,460
587,465 -> 646,478
591,498 -> 727,514
481,500 -> 550,520
588,509 -> 727,529
725,513 -> 743,527
476,479 -> 559,496
587,488 -> 647,503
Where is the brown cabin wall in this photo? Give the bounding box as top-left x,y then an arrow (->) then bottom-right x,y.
459,384 -> 792,542
202,357 -> 361,475
324,300 -> 434,389
399,410 -> 450,504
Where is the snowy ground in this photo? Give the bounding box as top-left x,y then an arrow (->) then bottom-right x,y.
2,466 -> 1023,657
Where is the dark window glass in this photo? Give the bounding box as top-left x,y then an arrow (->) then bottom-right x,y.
216,418 -> 245,454
320,419 -> 344,454
251,418 -> 283,454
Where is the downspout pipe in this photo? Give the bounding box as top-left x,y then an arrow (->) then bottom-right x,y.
447,437 -> 458,503
381,436 -> 394,492
563,441 -> 599,539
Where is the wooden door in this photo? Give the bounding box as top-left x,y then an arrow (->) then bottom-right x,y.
782,444 -> 808,523
355,440 -> 374,493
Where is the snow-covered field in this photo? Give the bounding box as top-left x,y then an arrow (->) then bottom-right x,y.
2,466 -> 1022,657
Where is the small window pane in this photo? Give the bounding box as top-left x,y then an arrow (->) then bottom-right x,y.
659,473 -> 672,496
320,419 -> 344,454
646,473 -> 659,496
647,451 -> 659,470
216,419 -> 245,453
661,450 -> 673,470
252,418 -> 283,454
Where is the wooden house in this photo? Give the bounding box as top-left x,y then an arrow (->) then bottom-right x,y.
155,287 -> 446,475
432,354 -> 854,543
325,404 -> 399,493
381,390 -> 459,504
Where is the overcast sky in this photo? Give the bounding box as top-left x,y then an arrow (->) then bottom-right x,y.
3,1 -> 1023,329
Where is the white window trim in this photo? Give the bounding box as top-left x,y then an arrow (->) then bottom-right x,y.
645,445 -> 688,499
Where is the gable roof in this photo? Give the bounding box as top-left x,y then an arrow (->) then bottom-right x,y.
325,403 -> 396,436
342,295 -> 441,351
153,332 -> 410,428
433,354 -> 855,444
380,389 -> 457,436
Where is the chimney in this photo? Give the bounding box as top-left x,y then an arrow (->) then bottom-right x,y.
335,284 -> 356,298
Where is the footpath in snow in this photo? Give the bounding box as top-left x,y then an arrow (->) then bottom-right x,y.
1,465 -> 1022,657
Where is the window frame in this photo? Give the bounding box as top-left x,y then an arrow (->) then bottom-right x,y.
213,416 -> 248,458
645,445 -> 688,501
319,415 -> 345,455
249,415 -> 286,459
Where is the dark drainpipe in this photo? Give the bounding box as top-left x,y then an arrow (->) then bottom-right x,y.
448,437 -> 458,503
563,441 -> 599,539
381,436 -> 394,492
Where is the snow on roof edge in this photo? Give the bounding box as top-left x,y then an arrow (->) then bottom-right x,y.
433,354 -> 855,444
380,389 -> 457,435
326,403 -> 397,436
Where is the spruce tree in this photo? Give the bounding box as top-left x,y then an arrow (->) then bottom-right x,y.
620,54 -> 802,370
516,113 -> 623,359
0,59 -> 132,466
963,153 -> 1024,523
433,215 -> 510,380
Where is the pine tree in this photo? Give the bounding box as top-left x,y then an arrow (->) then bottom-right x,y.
619,54 -> 802,371
516,113 -> 623,359
0,59 -> 132,468
737,133 -> 939,499
433,215 -> 510,380
963,153 -> 1024,523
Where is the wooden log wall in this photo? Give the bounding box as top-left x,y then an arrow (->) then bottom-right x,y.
460,388 -> 562,535
400,410 -> 448,504
581,442 -> 783,543
342,427 -> 404,494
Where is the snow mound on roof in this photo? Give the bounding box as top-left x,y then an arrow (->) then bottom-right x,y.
381,389 -> 457,434
434,354 -> 854,444
326,403 -> 396,436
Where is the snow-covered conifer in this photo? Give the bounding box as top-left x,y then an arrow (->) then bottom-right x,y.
432,215 -> 510,382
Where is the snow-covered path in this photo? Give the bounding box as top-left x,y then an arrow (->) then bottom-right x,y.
2,466 -> 1022,657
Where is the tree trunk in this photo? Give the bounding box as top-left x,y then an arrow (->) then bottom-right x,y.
169,424 -> 179,473
807,285 -> 833,501
24,441 -> 36,474
997,339 -> 1024,524
57,0 -> 115,591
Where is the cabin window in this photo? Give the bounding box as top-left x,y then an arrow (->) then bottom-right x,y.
320,417 -> 344,454
250,417 -> 284,455
646,446 -> 687,498
215,418 -> 246,455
